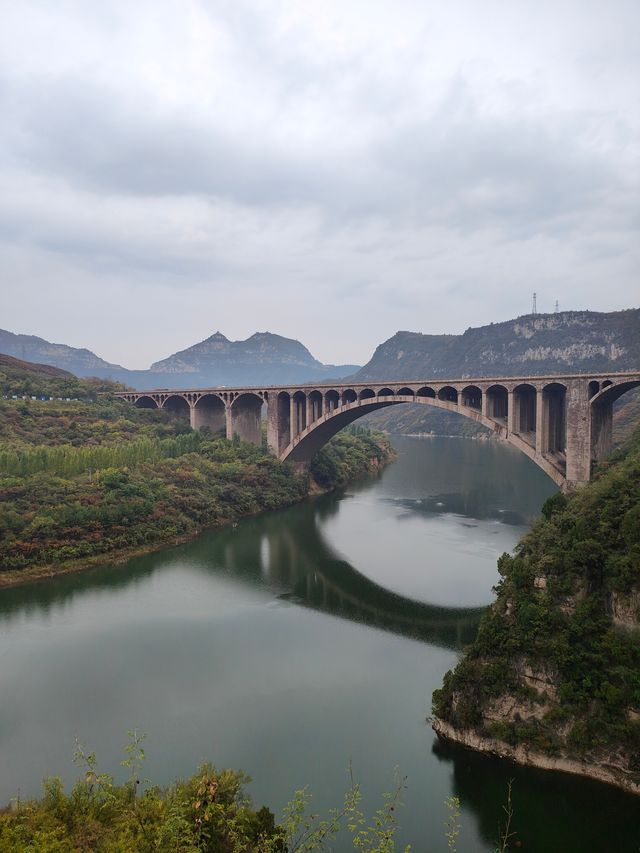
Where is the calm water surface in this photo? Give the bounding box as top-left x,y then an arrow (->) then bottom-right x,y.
1,436 -> 638,851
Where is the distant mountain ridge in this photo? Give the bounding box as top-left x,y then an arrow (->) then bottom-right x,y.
353,309 -> 640,381
0,328 -> 360,389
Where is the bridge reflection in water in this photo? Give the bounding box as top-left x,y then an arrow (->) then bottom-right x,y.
0,494 -> 484,652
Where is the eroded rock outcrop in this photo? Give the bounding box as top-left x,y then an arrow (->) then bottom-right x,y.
432,428 -> 640,794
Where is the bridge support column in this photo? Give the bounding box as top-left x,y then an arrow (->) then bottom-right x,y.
507,390 -> 515,435
565,381 -> 591,488
225,406 -> 233,440
306,395 -> 313,428
535,389 -> 545,456
290,397 -> 297,441
267,393 -> 280,455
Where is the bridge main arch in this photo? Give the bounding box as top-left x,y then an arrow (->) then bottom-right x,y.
278,388 -> 579,488
279,391 -> 569,486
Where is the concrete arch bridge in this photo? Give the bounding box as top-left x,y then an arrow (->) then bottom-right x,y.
115,370 -> 640,490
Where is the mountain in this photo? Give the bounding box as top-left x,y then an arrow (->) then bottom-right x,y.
0,329 -> 126,378
353,309 -> 640,381
0,329 -> 360,389
145,331 -> 360,387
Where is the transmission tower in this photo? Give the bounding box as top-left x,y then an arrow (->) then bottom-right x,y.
555,300 -> 559,313
532,292 -> 537,315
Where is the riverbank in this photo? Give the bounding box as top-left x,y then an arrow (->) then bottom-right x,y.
432,718 -> 640,796
431,425 -> 640,796
0,427 -> 394,590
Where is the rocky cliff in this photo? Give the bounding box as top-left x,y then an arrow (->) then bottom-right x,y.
431,427 -> 640,795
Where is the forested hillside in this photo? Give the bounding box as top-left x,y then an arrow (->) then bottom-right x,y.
432,424 -> 640,794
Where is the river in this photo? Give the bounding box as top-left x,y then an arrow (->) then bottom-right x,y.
0,436 -> 638,851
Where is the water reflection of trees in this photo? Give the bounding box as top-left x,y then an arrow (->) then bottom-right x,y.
431,736 -> 640,851
0,493 -> 483,651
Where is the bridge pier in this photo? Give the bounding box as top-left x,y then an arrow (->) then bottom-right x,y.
565,382 -> 591,488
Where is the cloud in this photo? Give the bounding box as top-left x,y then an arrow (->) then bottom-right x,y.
0,0 -> 638,366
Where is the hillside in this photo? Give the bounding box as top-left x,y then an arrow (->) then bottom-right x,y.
0,328 -> 359,389
0,361 -> 391,582
431,426 -> 640,795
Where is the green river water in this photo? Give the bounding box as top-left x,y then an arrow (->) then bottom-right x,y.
1,436 -> 638,851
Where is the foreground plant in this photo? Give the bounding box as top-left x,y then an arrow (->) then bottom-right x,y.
0,734 -> 518,851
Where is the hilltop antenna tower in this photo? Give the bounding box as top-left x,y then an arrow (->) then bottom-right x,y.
532,292 -> 537,315
555,300 -> 559,313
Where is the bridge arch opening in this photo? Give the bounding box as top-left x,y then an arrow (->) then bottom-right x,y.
397,387 -> 415,398
461,385 -> 481,410
359,388 -> 376,400
324,390 -> 339,412
590,379 -> 640,463
417,386 -> 436,398
377,388 -> 395,397
342,389 -> 357,405
162,394 -> 190,420
193,393 -> 226,433
542,383 -> 566,455
293,391 -> 308,435
486,384 -> 508,422
231,393 -> 263,445
438,386 -> 458,404
513,383 -> 537,444
309,390 -> 323,423
588,380 -> 600,398
134,395 -> 159,409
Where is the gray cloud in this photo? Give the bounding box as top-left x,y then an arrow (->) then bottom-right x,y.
0,0 -> 638,366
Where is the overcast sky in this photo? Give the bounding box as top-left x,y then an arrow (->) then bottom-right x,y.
1,0 -> 638,368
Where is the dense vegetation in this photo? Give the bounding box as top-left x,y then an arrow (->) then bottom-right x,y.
433,425 -> 640,775
0,365 -> 392,579
0,732 -> 444,853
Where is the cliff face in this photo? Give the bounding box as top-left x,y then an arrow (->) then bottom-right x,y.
354,309 -> 640,381
432,428 -> 640,794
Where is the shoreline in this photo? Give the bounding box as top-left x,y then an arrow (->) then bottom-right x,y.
431,717 -> 640,797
